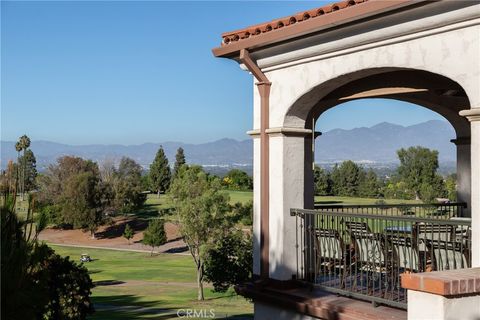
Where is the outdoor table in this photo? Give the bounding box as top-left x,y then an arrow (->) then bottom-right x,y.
384,226 -> 412,234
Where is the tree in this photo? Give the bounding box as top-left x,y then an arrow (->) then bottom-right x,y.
37,156 -> 112,235
231,200 -> 253,226
123,224 -> 134,244
1,192 -> 46,319
61,171 -> 109,238
222,169 -> 253,190
331,161 -> 363,196
173,147 -> 186,179
0,160 -> 16,193
40,246 -> 94,319
149,146 -> 171,196
17,149 -> 37,192
445,174 -> 457,201
168,165 -> 231,300
397,146 -> 443,201
1,191 -> 93,320
113,157 -> 146,213
204,230 -> 252,293
358,169 -> 380,198
314,166 -> 331,196
15,135 -> 32,198
143,219 -> 167,255
99,158 -> 116,185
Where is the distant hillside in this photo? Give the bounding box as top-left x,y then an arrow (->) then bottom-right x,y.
1,120 -> 456,171
315,120 -> 456,163
1,138 -> 253,171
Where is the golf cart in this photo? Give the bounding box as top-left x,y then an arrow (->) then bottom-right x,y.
80,253 -> 91,262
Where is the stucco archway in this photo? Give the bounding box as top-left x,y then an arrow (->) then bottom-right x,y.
282,67 -> 472,217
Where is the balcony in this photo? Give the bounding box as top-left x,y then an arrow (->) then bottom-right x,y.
290,203 -> 471,309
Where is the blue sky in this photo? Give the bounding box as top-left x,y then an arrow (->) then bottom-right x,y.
1,1 -> 446,145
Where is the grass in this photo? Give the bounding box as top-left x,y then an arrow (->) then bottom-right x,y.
226,190 -> 253,205
50,245 -> 253,320
47,193 -> 422,319
314,196 -> 421,205
138,191 -> 253,220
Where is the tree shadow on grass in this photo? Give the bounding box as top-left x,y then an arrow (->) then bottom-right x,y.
96,219 -> 148,240
92,295 -> 183,320
88,270 -> 102,275
93,280 -> 125,286
92,295 -> 252,320
164,246 -> 188,254
204,293 -> 237,301
315,200 -> 343,205
131,207 -> 161,219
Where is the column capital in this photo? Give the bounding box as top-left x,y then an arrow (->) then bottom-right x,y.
450,137 -> 471,145
459,108 -> 480,122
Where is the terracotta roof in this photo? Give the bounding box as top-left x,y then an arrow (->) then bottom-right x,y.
213,0 -> 421,58
221,0 -> 369,46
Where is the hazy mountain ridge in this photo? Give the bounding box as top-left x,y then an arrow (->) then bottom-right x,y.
316,120 -> 455,163
1,120 -> 456,171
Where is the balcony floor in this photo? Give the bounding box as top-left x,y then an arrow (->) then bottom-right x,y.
236,280 -> 407,320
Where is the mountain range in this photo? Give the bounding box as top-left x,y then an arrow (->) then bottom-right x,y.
1,120 -> 456,172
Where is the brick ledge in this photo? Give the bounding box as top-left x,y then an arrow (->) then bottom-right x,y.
401,268 -> 480,296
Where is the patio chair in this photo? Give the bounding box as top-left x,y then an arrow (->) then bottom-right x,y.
346,221 -> 391,296
416,223 -> 453,241
388,235 -> 420,272
345,222 -> 387,271
426,239 -> 470,271
416,223 -> 454,252
313,228 -> 344,272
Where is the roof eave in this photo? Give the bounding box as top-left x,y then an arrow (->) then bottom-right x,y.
212,0 -> 427,59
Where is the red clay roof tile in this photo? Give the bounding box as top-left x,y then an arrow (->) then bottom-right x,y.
221,0 -> 368,46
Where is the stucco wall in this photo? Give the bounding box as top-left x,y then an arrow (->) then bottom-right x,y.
250,9 -> 480,279
260,23 -> 480,129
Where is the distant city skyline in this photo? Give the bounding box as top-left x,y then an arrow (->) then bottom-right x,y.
2,1 -> 447,145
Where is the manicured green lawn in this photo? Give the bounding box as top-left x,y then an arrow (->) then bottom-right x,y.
141,191 -> 253,220
226,190 -> 253,205
50,245 -> 253,320
314,195 -> 421,205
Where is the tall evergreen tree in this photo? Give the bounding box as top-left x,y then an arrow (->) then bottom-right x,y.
149,146 -> 171,196
314,166 -> 331,196
358,169 -> 380,198
17,149 -> 37,192
173,147 -> 186,179
331,161 -> 362,196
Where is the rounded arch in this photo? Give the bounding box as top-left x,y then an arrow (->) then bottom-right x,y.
283,68 -> 471,138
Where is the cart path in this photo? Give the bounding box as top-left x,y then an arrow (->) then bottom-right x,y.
46,242 -> 191,256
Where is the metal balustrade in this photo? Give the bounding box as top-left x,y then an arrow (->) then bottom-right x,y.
290,203 -> 471,309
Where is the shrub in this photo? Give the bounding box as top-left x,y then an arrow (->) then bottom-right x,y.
204,230 -> 252,293
143,219 -> 167,255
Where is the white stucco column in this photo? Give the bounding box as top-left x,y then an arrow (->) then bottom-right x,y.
460,108 -> 480,267
267,128 -> 314,280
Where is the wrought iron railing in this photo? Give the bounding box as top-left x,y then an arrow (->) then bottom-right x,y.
291,204 -> 471,309
314,202 -> 467,219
